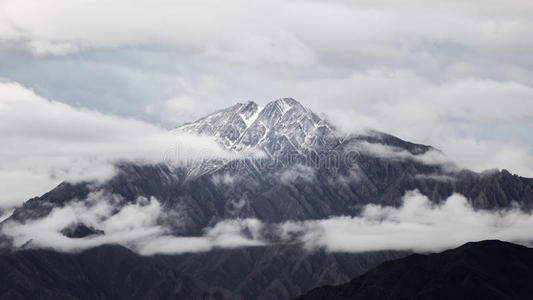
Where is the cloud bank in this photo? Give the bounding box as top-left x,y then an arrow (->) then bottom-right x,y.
0,81 -> 259,209
1,191 -> 264,255
281,190 -> 533,252
2,0 -> 533,64
1,0 -> 532,179
351,141 -> 454,168
4,190 -> 533,255
316,69 -> 533,176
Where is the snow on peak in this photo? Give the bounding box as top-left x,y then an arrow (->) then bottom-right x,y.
239,103 -> 263,127
173,98 -> 336,155
275,99 -> 293,115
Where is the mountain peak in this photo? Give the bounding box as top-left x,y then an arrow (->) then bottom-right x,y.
235,101 -> 262,127
266,98 -> 307,115
236,100 -> 257,110
174,98 -> 335,156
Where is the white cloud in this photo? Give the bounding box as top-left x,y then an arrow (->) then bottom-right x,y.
351,141 -> 454,168
302,69 -> 533,127
0,81 -> 258,209
1,191 -> 265,255
1,0 -> 532,181
0,0 -> 319,66
211,173 -> 237,186
162,95 -> 212,124
297,68 -> 533,176
2,0 -> 533,61
26,40 -> 80,56
279,164 -> 316,184
6,189 -> 533,255
280,190 -> 533,253
2,191 -> 162,252
137,217 -> 265,255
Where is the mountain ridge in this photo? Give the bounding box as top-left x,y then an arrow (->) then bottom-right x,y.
0,243 -> 408,300
297,240 -> 533,300
173,98 -> 337,156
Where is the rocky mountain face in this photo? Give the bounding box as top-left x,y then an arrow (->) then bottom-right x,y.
297,240 -> 533,300
2,98 -> 533,299
174,98 -> 336,156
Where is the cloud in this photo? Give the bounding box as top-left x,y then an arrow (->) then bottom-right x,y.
302,69 -> 533,127
2,191 -> 161,251
304,68 -> 533,176
1,191 -> 264,254
2,0 -> 533,63
211,173 -> 238,186
2,1 -> 533,95
5,188 -> 533,255
279,164 -> 316,184
136,218 -> 264,255
162,95 -> 213,124
0,0 -> 319,66
1,0 -> 532,181
280,190 -> 533,252
351,141 -> 453,168
0,81 -> 259,209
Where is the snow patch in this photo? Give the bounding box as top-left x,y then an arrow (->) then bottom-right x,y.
276,99 -> 294,115
240,105 -> 263,128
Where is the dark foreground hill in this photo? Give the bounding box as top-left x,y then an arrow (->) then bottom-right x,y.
297,240 -> 533,300
0,244 -> 406,300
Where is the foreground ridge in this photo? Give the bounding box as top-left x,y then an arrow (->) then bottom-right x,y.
297,240 -> 533,300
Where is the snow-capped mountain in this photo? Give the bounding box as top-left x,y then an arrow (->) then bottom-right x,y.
3,97 -> 533,299
7,98 -> 533,232
173,98 -> 336,157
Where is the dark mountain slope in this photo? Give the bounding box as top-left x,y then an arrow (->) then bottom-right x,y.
162,245 -> 407,300
0,244 -> 407,300
8,155 -> 533,237
0,245 -> 237,300
297,240 -> 533,300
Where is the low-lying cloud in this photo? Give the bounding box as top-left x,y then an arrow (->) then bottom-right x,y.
279,164 -> 316,184
0,81 -> 260,209
281,190 -> 533,252
1,191 -> 264,255
315,70 -> 533,177
4,190 -> 533,255
351,141 -> 454,168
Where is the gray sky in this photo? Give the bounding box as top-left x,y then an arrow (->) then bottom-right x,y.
1,0 -> 533,208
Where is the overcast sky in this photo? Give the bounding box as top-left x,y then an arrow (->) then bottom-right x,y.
1,0 -> 533,208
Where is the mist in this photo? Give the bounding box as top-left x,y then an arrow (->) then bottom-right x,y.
4,189 -> 533,255
0,81 -> 261,209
